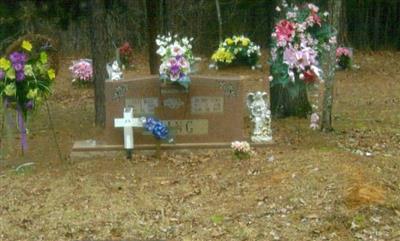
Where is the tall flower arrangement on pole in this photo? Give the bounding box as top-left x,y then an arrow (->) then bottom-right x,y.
0,40 -> 56,151
269,1 -> 336,129
156,33 -> 194,90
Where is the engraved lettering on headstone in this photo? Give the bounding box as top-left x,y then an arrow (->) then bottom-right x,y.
163,98 -> 184,109
141,119 -> 208,135
125,97 -> 158,114
165,119 -> 208,135
191,96 -> 224,114
112,85 -> 128,101
217,80 -> 238,97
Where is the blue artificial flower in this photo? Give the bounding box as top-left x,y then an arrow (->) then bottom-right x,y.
152,122 -> 169,140
144,117 -> 171,141
144,117 -> 157,132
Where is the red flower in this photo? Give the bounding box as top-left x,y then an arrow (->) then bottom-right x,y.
275,20 -> 295,43
303,69 -> 316,83
119,42 -> 133,56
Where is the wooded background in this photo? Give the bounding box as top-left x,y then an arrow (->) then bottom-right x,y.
1,0 -> 400,57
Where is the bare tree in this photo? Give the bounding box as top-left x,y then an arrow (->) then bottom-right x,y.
89,0 -> 108,127
321,0 -> 341,132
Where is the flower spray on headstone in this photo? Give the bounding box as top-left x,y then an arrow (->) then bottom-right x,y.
143,117 -> 174,157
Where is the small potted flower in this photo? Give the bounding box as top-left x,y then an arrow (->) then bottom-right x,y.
336,47 -> 353,70
119,42 -> 134,69
211,35 -> 261,69
69,59 -> 93,85
156,33 -> 194,90
231,141 -> 252,160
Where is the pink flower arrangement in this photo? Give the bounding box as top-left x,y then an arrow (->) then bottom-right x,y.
69,59 -> 93,83
231,141 -> 251,160
270,2 -> 335,85
269,2 -> 336,130
336,47 -> 352,58
336,47 -> 353,69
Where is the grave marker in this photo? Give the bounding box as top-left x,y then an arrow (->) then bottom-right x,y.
114,107 -> 144,150
72,74 -> 269,152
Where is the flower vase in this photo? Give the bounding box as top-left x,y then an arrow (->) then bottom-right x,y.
159,76 -> 189,93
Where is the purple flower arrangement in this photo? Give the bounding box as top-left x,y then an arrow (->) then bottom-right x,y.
159,55 -> 191,89
0,40 -> 56,151
156,34 -> 194,89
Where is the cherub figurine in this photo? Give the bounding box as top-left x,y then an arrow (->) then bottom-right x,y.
107,60 -> 123,81
247,92 -> 272,143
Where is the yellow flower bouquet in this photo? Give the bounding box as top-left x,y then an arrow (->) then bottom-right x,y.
211,35 -> 261,68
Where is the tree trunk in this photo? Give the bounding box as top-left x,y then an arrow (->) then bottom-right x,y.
161,0 -> 168,34
338,0 -> 348,45
270,84 -> 311,118
215,0 -> 223,43
89,0 -> 108,128
373,1 -> 381,50
146,0 -> 159,75
321,0 -> 341,132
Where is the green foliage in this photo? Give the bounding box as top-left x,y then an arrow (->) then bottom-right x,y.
211,214 -> 224,224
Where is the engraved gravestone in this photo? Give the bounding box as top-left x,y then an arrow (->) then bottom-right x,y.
105,75 -> 246,148
73,75 -> 269,152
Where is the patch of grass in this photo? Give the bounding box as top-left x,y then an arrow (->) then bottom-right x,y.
353,214 -> 367,227
210,214 -> 224,225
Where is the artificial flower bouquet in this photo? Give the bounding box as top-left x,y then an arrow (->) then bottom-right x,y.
0,40 -> 55,114
336,47 -> 352,70
269,1 -> 336,129
211,35 -> 261,69
156,33 -> 194,89
69,59 -> 93,84
143,117 -> 172,142
231,141 -> 252,160
0,40 -> 56,150
119,42 -> 134,69
269,2 -> 336,87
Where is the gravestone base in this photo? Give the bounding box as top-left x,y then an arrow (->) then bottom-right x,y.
72,139 -> 271,151
70,139 -> 273,161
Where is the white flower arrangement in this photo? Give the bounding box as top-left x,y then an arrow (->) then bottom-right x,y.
156,33 -> 195,89
156,33 -> 194,64
231,141 -> 252,160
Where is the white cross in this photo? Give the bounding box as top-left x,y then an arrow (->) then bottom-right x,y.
114,107 -> 144,150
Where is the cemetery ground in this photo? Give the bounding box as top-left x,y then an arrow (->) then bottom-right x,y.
1,51 -> 400,241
